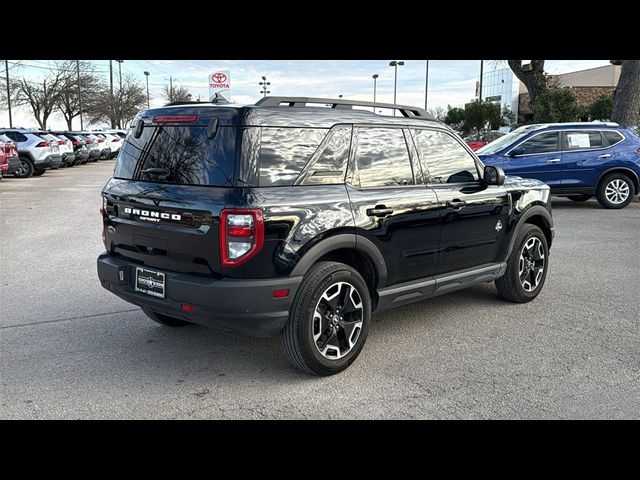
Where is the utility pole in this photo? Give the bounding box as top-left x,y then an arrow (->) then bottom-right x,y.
372,74 -> 378,112
479,60 -> 484,101
109,60 -> 115,128
143,71 -> 150,109
116,60 -> 123,91
76,60 -> 83,130
389,61 -> 404,116
5,60 -> 12,127
424,60 -> 430,111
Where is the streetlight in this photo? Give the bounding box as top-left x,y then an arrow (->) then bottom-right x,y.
372,74 -> 379,112
338,94 -> 343,99
389,60 -> 404,115
115,60 -> 123,92
259,75 -> 271,97
424,60 -> 429,111
143,71 -> 150,109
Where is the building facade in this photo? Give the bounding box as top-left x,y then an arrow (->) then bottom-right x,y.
480,66 -> 520,132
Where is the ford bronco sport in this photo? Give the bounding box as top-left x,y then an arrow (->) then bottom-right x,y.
97,97 -> 554,375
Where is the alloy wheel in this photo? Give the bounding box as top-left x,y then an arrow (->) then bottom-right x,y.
313,281 -> 363,359
519,237 -> 545,292
605,179 -> 630,205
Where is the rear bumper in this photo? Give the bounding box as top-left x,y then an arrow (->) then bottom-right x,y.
99,148 -> 111,158
33,155 -> 53,168
96,253 -> 302,337
62,152 -> 76,165
48,154 -> 63,169
88,150 -> 100,159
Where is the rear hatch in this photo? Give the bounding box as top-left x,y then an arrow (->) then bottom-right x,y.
102,105 -> 240,276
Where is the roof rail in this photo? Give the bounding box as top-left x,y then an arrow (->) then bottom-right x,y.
255,96 -> 434,119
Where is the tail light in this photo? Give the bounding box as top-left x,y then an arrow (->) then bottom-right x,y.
72,141 -> 80,145
35,141 -> 50,147
220,209 -> 264,267
112,137 -> 120,142
58,140 -> 65,145
98,139 -> 105,143
86,140 -> 93,144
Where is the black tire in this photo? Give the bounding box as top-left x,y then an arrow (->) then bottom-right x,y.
13,157 -> 34,178
495,224 -> 549,303
282,261 -> 371,376
568,194 -> 592,202
596,173 -> 635,209
32,169 -> 46,177
143,309 -> 192,327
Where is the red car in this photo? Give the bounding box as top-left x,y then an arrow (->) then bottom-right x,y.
466,141 -> 488,151
0,134 -> 20,179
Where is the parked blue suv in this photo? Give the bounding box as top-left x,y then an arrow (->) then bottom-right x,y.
477,123 -> 640,209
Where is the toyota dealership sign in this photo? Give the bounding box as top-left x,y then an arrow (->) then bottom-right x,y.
209,71 -> 231,101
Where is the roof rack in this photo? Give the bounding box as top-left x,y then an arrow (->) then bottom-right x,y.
255,96 -> 434,119
164,93 -> 231,107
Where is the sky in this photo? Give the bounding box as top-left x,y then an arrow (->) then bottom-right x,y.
1,59 -> 611,130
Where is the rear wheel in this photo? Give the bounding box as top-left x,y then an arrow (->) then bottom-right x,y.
596,173 -> 635,209
282,261 -> 371,376
32,169 -> 46,177
143,309 -> 192,327
13,157 -> 34,178
568,194 -> 592,202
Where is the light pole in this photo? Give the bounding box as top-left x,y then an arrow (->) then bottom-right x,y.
338,94 -> 343,100
144,71 -> 150,109
372,74 -> 378,112
259,75 -> 271,97
116,60 -> 123,92
389,60 -> 404,115
479,60 -> 484,101
424,60 -> 430,111
5,60 -> 12,127
76,60 -> 83,130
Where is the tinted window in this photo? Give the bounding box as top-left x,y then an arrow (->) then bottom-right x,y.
355,128 -> 413,187
113,125 -> 236,186
4,131 -> 28,142
604,130 -> 625,145
519,132 -> 559,154
563,131 -> 604,150
300,125 -> 352,185
259,128 -> 326,186
413,129 -> 479,184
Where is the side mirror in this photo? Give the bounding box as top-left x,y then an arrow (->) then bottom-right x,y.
484,165 -> 505,186
508,146 -> 525,157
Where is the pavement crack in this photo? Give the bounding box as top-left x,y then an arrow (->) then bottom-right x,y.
0,308 -> 140,330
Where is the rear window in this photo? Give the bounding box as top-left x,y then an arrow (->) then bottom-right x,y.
604,130 -> 625,145
113,125 -> 236,187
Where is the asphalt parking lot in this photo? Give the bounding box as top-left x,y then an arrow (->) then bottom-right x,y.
1,161 -> 638,419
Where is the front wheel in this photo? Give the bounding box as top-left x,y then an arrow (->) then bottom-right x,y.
596,173 -> 635,209
282,261 -> 371,376
495,224 -> 549,303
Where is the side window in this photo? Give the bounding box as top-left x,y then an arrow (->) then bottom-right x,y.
354,127 -> 413,188
518,132 -> 559,155
258,127 -> 327,186
5,131 -> 28,143
603,130 -> 624,145
299,125 -> 352,185
562,131 -> 604,150
412,129 -> 479,184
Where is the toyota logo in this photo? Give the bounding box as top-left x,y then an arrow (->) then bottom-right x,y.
211,72 -> 227,84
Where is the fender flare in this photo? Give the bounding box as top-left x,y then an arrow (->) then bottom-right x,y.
290,234 -> 388,287
505,205 -> 554,260
596,166 -> 639,190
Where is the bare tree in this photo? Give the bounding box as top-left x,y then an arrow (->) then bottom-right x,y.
428,106 -> 446,121
11,66 -> 70,129
162,83 -> 192,103
508,60 -> 547,107
87,73 -> 146,128
611,60 -> 640,126
55,61 -> 102,130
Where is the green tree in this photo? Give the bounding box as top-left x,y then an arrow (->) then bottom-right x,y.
532,88 -> 583,123
611,60 -> 640,126
588,93 -> 613,120
444,106 -> 466,132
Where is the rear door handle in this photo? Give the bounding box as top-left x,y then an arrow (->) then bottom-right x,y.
598,153 -> 612,159
366,206 -> 394,217
547,158 -> 561,163
447,199 -> 467,210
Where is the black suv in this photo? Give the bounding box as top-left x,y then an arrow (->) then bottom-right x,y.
97,97 -> 554,375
